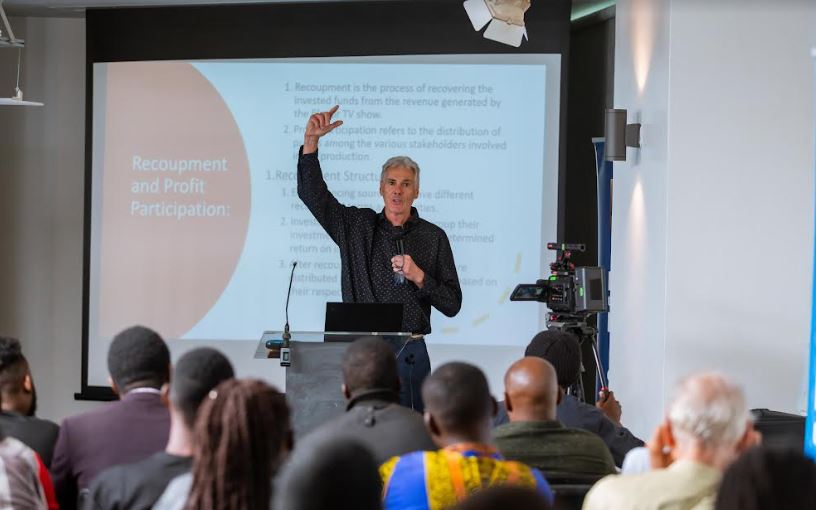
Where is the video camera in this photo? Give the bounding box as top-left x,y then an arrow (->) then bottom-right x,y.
509,242 -> 608,315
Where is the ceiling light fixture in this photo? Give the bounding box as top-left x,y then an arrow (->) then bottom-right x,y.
0,0 -> 43,107
463,0 -> 530,48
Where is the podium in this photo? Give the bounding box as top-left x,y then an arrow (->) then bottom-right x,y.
255,331 -> 410,438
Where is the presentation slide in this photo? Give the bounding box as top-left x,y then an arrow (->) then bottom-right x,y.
87,55 -> 560,387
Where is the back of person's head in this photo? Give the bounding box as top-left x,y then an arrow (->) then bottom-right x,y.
668,372 -> 748,449
170,347 -> 234,428
451,486 -> 552,510
503,357 -> 560,422
0,336 -> 36,415
0,336 -> 28,392
422,362 -> 494,438
186,378 -> 291,510
524,330 -> 581,388
107,326 -> 170,392
274,436 -> 382,510
342,337 -> 399,396
716,447 -> 816,510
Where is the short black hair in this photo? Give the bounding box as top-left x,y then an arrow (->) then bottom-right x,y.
107,326 -> 170,391
716,447 -> 816,510
0,337 -> 27,388
452,486 -> 552,510
524,330 -> 581,388
341,337 -> 398,394
170,347 -> 234,428
422,362 -> 492,432
274,436 -> 381,510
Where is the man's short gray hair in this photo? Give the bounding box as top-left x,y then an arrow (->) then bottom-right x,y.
380,156 -> 420,188
668,372 -> 749,448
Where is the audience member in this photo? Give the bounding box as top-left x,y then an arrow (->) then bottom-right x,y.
0,427 -> 52,509
51,326 -> 172,510
583,372 -> 760,510
494,330 -> 642,465
0,336 -> 59,467
302,337 -> 435,464
381,362 -> 553,510
451,486 -> 552,510
275,436 -> 382,510
715,446 -> 816,510
154,378 -> 292,510
86,347 -> 234,510
493,357 -> 616,480
620,446 -> 652,475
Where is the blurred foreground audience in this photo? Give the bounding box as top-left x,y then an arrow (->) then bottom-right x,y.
275,436 -> 382,510
0,430 -> 52,509
494,357 -> 615,481
87,347 -> 234,510
715,446 -> 816,510
302,337 -> 435,464
380,362 -> 552,510
154,378 -> 292,510
495,330 -> 643,465
52,326 -> 172,510
0,336 -> 59,467
451,486 -> 552,510
583,372 -> 760,510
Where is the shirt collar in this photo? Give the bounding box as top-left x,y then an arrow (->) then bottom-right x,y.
377,207 -> 420,232
443,442 -> 502,459
668,459 -> 723,476
346,388 -> 399,411
500,420 -> 564,431
124,387 -> 163,397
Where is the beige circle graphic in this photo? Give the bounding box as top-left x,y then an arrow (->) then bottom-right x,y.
98,62 -> 251,339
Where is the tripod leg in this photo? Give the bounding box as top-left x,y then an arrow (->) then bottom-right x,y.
589,335 -> 608,390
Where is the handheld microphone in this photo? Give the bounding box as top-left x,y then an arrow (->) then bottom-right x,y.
281,261 -> 297,367
395,237 -> 405,285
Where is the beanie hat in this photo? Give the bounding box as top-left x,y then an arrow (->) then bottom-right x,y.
524,330 -> 582,387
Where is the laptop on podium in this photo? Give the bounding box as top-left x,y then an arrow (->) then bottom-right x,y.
323,302 -> 404,342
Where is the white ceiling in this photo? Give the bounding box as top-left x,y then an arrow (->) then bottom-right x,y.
3,0 -> 608,18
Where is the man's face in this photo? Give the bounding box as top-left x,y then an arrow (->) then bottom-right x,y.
379,165 -> 419,217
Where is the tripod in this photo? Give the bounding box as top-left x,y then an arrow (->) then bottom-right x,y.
546,313 -> 608,403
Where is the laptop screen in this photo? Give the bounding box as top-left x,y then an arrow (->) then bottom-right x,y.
324,302 -> 404,334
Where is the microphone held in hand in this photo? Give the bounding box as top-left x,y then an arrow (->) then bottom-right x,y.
394,237 -> 405,285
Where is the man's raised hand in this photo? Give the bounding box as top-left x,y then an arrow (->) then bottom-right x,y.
303,105 -> 343,154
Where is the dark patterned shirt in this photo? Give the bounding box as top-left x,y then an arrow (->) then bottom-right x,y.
297,148 -> 462,334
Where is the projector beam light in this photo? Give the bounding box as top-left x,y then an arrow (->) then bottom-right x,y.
464,0 -> 530,48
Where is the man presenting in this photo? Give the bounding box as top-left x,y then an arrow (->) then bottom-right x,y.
297,105 -> 462,412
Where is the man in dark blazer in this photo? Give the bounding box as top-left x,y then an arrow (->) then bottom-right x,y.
87,347 -> 235,510
300,336 -> 435,465
51,326 -> 171,510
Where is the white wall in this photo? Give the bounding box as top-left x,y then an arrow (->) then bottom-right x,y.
608,0 -> 672,439
0,17 -> 100,422
611,0 -> 816,439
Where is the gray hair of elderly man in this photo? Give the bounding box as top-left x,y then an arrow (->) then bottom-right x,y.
380,156 -> 421,188
668,372 -> 749,449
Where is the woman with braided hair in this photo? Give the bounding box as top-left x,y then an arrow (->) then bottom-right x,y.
154,379 -> 292,510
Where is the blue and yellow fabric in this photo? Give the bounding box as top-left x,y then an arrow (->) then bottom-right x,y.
380,443 -> 553,510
